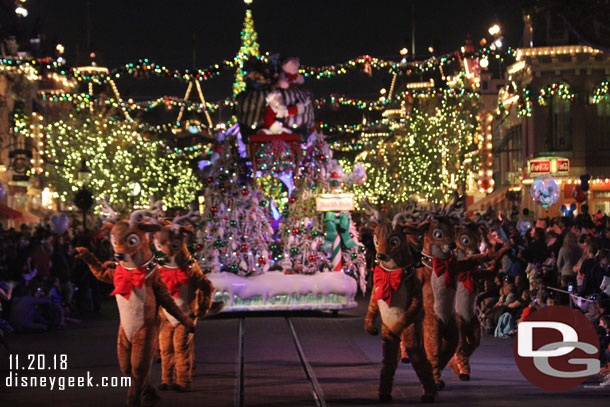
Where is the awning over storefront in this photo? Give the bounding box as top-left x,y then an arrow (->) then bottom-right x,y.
0,203 -> 40,223
20,209 -> 40,224
0,203 -> 21,219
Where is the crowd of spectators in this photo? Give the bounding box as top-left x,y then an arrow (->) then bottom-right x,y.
0,222 -> 113,350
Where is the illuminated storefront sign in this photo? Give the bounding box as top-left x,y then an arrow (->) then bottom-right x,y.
528,157 -> 570,176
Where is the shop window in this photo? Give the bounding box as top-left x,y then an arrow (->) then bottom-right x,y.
549,93 -> 572,151
597,100 -> 610,149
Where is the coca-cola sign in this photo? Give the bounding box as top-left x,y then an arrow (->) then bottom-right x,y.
528,158 -> 570,176
529,160 -> 550,174
556,159 -> 570,174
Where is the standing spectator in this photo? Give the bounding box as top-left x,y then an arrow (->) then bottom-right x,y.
578,241 -> 601,296
549,217 -> 571,258
575,204 -> 594,228
582,249 -> 610,297
523,228 -> 549,265
557,232 -> 581,285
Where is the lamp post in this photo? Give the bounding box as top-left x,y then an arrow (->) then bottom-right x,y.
77,160 -> 91,184
74,160 -> 93,233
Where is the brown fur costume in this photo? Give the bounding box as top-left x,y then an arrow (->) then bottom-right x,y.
154,220 -> 218,391
76,211 -> 195,407
416,217 -> 499,388
449,224 -> 508,380
364,222 -> 436,403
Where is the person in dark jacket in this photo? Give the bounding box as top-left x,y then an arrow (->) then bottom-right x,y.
522,228 -> 549,265
582,249 -> 610,297
578,241 -> 599,296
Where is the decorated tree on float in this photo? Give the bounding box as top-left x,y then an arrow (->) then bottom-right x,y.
200,55 -> 366,311
196,125 -> 275,277
278,131 -> 367,291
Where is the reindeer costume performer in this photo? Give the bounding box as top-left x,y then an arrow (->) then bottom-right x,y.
416,212 -> 504,389
76,203 -> 195,407
448,222 -> 506,380
153,207 -> 221,391
364,221 -> 436,403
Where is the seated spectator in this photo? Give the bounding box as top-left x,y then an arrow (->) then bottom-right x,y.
477,279 -> 501,317
518,291 -> 541,324
8,284 -> 51,333
482,283 -> 518,333
0,280 -> 14,350
515,274 -> 529,294
599,315 -> 610,367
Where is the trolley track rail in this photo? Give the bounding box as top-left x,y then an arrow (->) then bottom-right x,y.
234,317 -> 245,407
286,317 -> 327,407
234,316 -> 327,407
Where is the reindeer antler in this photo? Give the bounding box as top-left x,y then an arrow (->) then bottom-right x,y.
148,196 -> 165,221
446,193 -> 466,223
361,198 -> 383,228
392,199 -> 424,227
97,196 -> 120,223
129,209 -> 159,228
171,205 -> 200,232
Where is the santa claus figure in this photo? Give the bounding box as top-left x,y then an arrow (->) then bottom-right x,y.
261,90 -> 306,135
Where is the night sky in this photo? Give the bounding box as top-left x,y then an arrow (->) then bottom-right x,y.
4,0 -> 523,100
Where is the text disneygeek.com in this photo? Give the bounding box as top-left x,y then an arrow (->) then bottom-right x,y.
3,353 -> 131,391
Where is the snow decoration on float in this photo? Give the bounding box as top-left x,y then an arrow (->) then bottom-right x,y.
211,271 -> 357,311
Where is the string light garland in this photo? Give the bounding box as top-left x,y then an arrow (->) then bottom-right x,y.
518,87 -> 533,117
496,84 -> 533,119
299,48 -> 515,79
592,81 -> 610,104
40,91 -> 235,114
314,88 -> 479,112
538,81 -> 575,105
1,48 -> 515,87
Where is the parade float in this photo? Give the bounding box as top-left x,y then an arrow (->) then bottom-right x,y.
196,57 -> 367,312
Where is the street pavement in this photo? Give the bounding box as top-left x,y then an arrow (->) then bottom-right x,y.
1,296 -> 609,407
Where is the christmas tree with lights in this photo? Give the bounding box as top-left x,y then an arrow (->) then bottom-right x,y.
233,5 -> 260,97
44,113 -> 198,210
342,93 -> 480,206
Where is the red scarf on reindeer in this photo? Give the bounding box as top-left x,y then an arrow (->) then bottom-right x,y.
372,266 -> 404,305
432,256 -> 458,289
110,264 -> 147,300
457,270 -> 476,294
159,266 -> 190,298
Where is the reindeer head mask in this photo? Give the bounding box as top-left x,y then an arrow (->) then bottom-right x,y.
455,222 -> 482,259
99,199 -> 161,268
153,206 -> 200,268
371,221 -> 421,271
